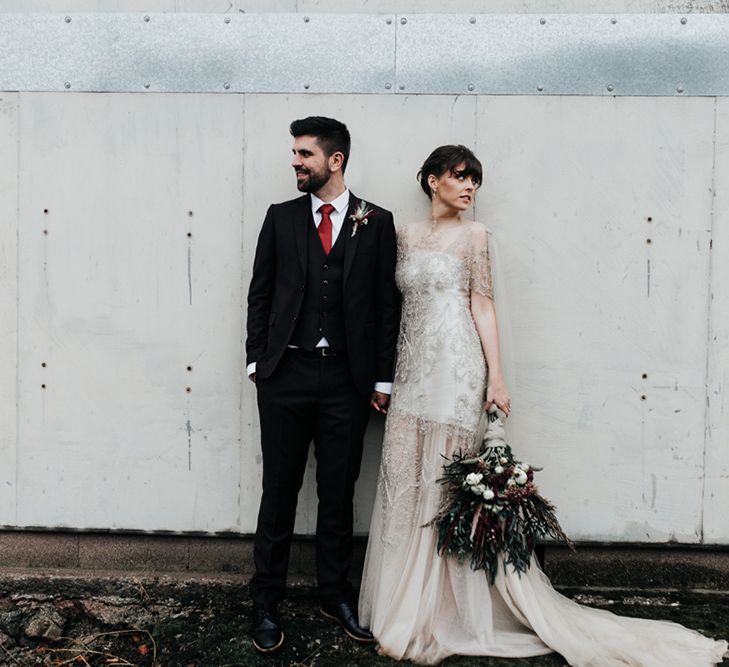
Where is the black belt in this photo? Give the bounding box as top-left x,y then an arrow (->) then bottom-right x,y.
287,346 -> 338,357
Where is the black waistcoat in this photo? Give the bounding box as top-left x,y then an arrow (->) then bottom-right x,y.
289,219 -> 346,351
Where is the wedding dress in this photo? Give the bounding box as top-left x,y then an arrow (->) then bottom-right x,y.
358,220 -> 728,666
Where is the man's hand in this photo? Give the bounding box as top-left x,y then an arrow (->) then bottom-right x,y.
370,391 -> 390,414
249,373 -> 256,383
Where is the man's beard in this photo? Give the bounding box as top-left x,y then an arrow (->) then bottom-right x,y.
295,167 -> 330,193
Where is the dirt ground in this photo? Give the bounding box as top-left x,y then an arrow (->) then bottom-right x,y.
0,570 -> 727,666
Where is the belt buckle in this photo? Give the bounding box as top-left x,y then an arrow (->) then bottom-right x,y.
320,347 -> 336,357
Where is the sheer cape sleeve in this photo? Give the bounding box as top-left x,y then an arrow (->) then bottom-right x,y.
469,223 -> 494,298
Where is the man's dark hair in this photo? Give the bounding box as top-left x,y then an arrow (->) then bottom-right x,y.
417,145 -> 483,199
290,116 -> 351,172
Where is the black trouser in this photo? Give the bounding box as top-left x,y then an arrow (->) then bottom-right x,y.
250,348 -> 371,607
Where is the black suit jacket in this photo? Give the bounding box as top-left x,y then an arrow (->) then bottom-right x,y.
246,193 -> 399,396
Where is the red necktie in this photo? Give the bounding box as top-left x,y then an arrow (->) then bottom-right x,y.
318,203 -> 335,255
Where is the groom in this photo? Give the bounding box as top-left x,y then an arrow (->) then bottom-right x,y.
245,116 -> 399,653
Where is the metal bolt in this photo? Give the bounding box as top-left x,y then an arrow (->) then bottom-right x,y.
642,373 -> 648,379
386,17 -> 392,25
43,229 -> 48,235
677,85 -> 684,94
223,82 -> 230,90
64,16 -> 71,23
401,17 -> 407,25
537,85 -> 544,92
467,83 -> 475,92
611,17 -> 617,24
646,238 -> 652,244
681,16 -> 687,24
144,82 -> 150,89
187,365 -> 193,372
64,82 -> 71,89
399,84 -> 405,90
385,82 -> 392,90
188,210 -> 193,217
144,15 -> 150,22
607,84 -> 614,92
304,83 -> 310,90
641,395 -> 646,400
539,17 -> 546,25
303,15 -> 310,22
469,17 -> 476,24
186,386 -> 192,393
224,17 -> 231,23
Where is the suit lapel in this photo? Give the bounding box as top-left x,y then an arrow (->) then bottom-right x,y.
343,193 -> 359,287
293,195 -> 312,275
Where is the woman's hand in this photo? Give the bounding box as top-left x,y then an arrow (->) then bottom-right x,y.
485,378 -> 511,417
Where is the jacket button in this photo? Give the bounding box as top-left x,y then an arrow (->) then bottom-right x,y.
323,264 -> 329,270
321,312 -> 328,318
322,296 -> 328,302
292,315 -> 297,322
322,279 -> 329,285
300,285 -> 305,292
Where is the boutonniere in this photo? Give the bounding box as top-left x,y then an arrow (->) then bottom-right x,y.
349,200 -> 374,238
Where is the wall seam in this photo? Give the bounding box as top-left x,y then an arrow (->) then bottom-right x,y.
14,91 -> 21,526
238,93 -> 246,534
700,96 -> 719,544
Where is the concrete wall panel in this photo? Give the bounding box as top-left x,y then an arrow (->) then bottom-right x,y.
704,98 -> 729,544
240,93 -> 476,533
0,94 -> 18,525
15,92 -> 244,531
476,95 -> 715,541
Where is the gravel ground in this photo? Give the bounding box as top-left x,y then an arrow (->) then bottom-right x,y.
0,570 -> 727,666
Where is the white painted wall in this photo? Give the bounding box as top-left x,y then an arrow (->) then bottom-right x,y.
0,90 -> 726,542
0,6 -> 727,542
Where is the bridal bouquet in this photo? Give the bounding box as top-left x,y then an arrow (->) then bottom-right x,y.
429,406 -> 573,583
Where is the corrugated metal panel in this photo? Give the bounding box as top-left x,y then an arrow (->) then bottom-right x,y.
1,13 -> 728,95
396,13 -> 729,96
0,13 -> 397,94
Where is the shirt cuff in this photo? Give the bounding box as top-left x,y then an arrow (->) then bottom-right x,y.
374,382 -> 392,394
246,362 -> 256,378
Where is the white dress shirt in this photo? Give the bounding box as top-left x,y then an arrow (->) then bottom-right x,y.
247,187 -> 392,394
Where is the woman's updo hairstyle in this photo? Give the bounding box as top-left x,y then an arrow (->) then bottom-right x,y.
417,145 -> 483,199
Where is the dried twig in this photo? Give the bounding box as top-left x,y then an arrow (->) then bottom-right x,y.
0,639 -> 21,665
47,628 -> 157,666
291,643 -> 323,667
47,647 -> 135,666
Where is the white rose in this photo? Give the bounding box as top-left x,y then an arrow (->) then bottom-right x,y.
515,471 -> 528,485
482,487 -> 495,501
465,472 -> 483,486
494,465 -> 504,474
472,484 -> 487,496
499,457 -> 508,465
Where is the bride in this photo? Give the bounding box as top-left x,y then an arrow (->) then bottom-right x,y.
358,145 -> 728,666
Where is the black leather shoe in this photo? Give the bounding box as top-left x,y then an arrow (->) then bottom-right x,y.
251,605 -> 284,653
320,601 -> 374,643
